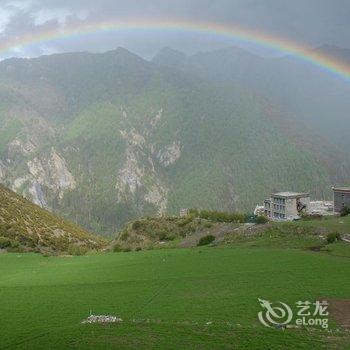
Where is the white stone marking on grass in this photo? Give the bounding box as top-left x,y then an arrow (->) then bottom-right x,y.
81,315 -> 123,324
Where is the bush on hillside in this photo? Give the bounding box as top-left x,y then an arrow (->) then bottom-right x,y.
255,216 -> 268,224
193,210 -> 246,223
0,236 -> 20,249
67,244 -> 88,256
340,206 -> 350,217
132,220 -> 142,230
0,236 -> 12,249
198,235 -> 215,246
119,230 -> 129,241
326,232 -> 341,244
113,244 -> 123,252
157,231 -> 176,241
177,217 -> 193,227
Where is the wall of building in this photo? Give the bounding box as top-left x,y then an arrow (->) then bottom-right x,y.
334,191 -> 350,213
285,198 -> 298,217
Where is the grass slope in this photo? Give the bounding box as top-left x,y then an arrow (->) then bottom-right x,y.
0,185 -> 105,253
113,214 -> 350,252
0,242 -> 349,349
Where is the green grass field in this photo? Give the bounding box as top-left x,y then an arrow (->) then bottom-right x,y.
1,240 -> 350,349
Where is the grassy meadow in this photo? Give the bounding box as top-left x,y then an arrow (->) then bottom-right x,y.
1,239 -> 350,349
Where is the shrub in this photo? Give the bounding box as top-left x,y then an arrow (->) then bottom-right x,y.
67,244 -> 88,256
0,236 -> 20,250
186,222 -> 197,233
189,209 -> 199,217
119,230 -> 129,241
177,217 -> 193,227
255,216 -> 268,224
157,231 -> 167,241
198,235 -> 215,246
0,236 -> 12,249
340,206 -> 350,217
203,222 -> 213,228
326,232 -> 341,244
132,220 -> 142,230
113,244 -> 123,252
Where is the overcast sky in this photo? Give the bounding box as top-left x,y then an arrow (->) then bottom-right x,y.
0,0 -> 349,60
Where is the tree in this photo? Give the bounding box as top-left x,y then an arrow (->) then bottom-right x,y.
340,206 -> 350,217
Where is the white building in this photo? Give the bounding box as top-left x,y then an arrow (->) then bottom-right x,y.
179,208 -> 189,217
264,192 -> 310,220
254,205 -> 265,216
309,201 -> 334,216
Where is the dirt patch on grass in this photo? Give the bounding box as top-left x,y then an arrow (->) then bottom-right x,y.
326,299 -> 350,329
307,245 -> 329,252
308,245 -> 324,252
177,223 -> 238,248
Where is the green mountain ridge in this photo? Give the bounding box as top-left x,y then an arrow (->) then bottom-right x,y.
0,47 -> 349,236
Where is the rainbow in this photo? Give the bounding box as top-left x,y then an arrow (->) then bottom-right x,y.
2,18 -> 350,82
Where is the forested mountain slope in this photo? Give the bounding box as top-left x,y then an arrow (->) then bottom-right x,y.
0,47 -> 348,235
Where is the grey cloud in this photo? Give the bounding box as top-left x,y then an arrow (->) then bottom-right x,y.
0,0 -> 349,60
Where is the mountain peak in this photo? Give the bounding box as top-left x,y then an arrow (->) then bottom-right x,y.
113,46 -> 137,55
152,47 -> 188,66
105,47 -> 145,60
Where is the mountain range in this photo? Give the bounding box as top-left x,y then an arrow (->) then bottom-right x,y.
0,45 -> 349,236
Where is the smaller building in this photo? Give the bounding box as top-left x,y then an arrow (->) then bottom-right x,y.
332,187 -> 350,213
254,205 -> 265,216
264,192 -> 310,221
179,208 -> 189,217
309,201 -> 334,216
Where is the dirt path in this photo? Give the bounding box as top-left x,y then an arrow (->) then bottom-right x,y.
326,299 -> 350,329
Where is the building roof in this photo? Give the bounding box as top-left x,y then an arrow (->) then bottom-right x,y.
271,191 -> 310,198
333,187 -> 350,193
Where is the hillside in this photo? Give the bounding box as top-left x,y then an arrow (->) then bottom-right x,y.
113,212 -> 350,252
0,184 -> 105,253
113,216 -> 242,251
0,47 -> 349,235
